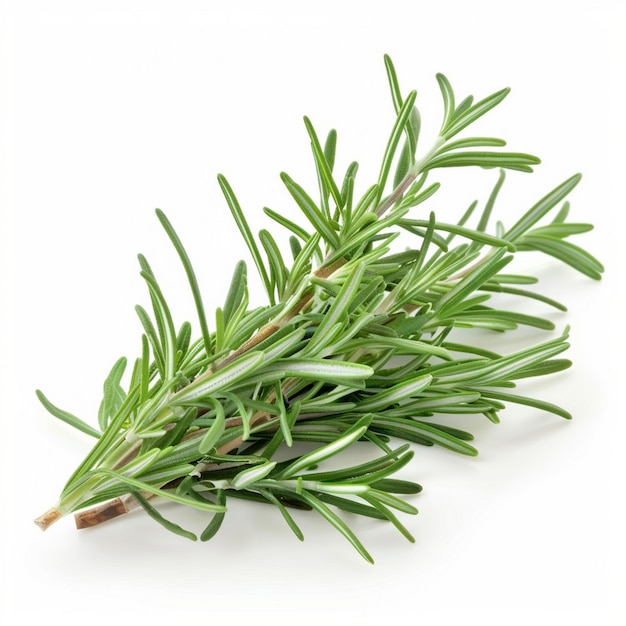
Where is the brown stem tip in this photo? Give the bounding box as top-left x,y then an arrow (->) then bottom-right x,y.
34,507 -> 62,531
74,498 -> 130,529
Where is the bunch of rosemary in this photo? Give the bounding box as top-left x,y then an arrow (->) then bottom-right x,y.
34,56 -> 603,563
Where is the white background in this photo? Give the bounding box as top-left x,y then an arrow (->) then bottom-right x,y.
1,1 -> 625,624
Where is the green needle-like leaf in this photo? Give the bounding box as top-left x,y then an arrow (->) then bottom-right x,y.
284,488 -> 374,564
200,490 -> 227,541
218,174 -> 274,303
156,209 -> 213,358
133,491 -> 198,541
277,416 -> 372,480
280,172 -> 341,250
505,174 -> 582,242
98,357 -> 128,432
36,390 -> 102,439
441,82 -> 511,140
375,89 -> 418,207
424,150 -> 540,172
222,260 -> 248,327
171,351 -> 266,405
516,234 -> 604,279
303,116 -> 343,213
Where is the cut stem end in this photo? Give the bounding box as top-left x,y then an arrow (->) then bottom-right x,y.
74,496 -> 137,529
34,507 -> 62,531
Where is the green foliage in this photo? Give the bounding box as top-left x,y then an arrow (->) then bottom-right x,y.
35,56 -> 603,563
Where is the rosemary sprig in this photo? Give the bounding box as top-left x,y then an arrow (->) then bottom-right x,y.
34,55 -> 603,563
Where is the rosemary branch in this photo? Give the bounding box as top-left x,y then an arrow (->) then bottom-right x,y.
35,56 -> 603,562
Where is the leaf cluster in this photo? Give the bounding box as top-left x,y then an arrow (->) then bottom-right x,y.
35,56 -> 603,562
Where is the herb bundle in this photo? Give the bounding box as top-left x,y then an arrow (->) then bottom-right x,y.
35,56 -> 603,562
